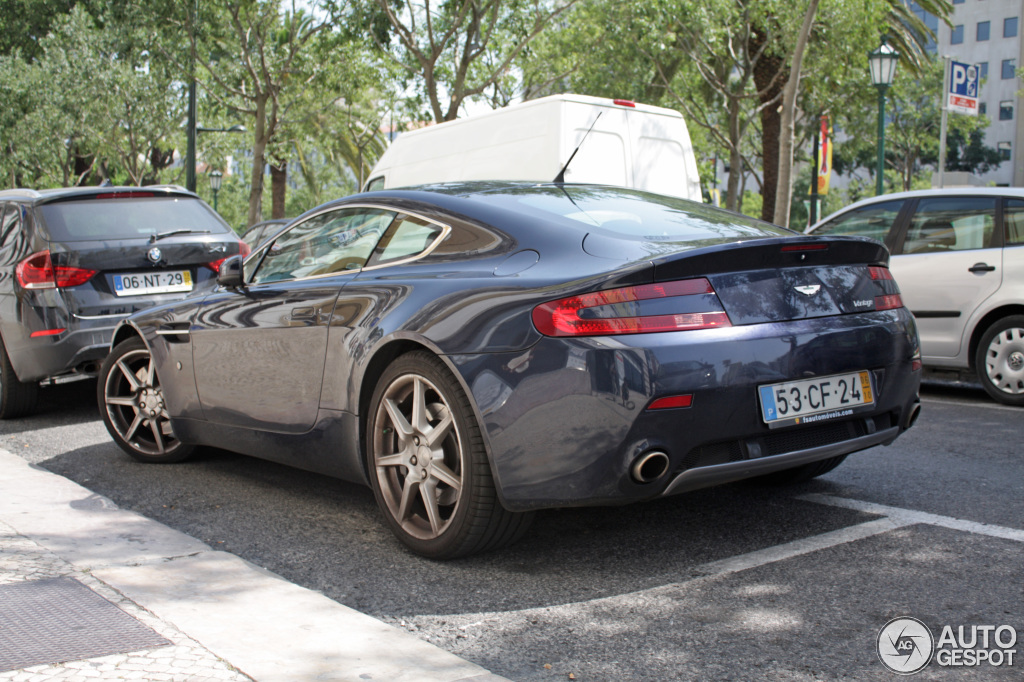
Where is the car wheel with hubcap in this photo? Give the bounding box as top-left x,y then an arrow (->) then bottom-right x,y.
367,351 -> 531,559
0,341 -> 39,419
98,336 -> 194,463
976,315 -> 1024,406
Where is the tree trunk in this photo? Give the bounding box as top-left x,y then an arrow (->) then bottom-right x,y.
773,0 -> 821,228
726,99 -> 743,212
750,28 -> 784,224
270,161 -> 287,219
248,96 -> 269,228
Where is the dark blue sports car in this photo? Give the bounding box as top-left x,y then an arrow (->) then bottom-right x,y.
98,183 -> 922,558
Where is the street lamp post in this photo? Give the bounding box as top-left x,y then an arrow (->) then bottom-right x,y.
209,170 -> 223,212
868,40 -> 899,196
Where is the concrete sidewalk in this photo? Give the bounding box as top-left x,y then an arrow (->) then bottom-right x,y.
0,448 -> 510,682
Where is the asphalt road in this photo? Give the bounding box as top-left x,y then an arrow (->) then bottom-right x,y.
5,379 -> 1023,681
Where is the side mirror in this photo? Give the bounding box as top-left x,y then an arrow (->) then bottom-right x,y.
217,254 -> 244,288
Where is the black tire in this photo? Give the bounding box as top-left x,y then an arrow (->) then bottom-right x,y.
366,351 -> 532,559
975,315 -> 1024,406
98,336 -> 194,463
0,341 -> 39,419
751,455 -> 848,486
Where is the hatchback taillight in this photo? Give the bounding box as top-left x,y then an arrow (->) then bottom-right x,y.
16,250 -> 97,289
532,278 -> 732,337
206,241 -> 251,273
869,265 -> 904,311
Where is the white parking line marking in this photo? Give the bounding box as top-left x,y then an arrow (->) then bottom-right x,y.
693,518 -> 904,578
920,396 -> 1024,413
799,493 -> 1024,543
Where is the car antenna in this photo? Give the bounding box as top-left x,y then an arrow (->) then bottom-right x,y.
553,111 -> 603,184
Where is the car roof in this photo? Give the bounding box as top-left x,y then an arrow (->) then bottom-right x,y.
808,186 -> 1024,233
0,185 -> 197,205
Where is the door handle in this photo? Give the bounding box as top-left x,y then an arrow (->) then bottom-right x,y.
968,262 -> 996,273
290,307 -> 330,324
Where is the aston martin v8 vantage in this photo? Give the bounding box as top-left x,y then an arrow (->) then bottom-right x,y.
98,183 -> 922,558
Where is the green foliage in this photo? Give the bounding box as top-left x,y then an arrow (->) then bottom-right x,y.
832,58 -> 999,190
0,5 -> 184,187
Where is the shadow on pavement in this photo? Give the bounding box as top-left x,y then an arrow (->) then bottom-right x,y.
41,440 -> 872,618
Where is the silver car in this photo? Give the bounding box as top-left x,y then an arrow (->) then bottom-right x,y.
808,187 -> 1024,406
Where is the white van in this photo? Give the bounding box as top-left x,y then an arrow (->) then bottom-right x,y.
363,94 -> 702,201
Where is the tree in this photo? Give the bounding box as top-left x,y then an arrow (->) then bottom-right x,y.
185,1 -> 345,226
772,0 -> 819,227
0,0 -> 80,60
361,0 -> 578,123
0,5 -> 183,188
753,0 -> 951,224
831,58 -> 997,191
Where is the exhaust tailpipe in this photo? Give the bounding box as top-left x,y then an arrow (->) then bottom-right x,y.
630,450 -> 670,484
905,401 -> 922,429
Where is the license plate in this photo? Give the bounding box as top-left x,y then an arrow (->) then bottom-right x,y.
113,270 -> 193,296
758,370 -> 874,426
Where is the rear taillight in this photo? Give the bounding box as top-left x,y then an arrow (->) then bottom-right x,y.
206,241 -> 251,273
869,265 -> 903,311
16,251 -> 96,289
532,278 -> 732,337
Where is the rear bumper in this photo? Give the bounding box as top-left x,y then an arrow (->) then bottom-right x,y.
451,309 -> 922,512
5,287 -> 206,383
7,315 -> 120,382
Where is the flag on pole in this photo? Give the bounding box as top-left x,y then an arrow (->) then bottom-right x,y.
817,115 -> 832,195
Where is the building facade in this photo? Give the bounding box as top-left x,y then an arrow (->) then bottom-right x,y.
922,0 -> 1024,185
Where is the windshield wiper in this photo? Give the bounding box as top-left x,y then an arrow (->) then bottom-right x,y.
150,229 -> 211,243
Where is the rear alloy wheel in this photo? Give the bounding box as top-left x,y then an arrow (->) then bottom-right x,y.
0,341 -> 38,419
98,336 -> 194,463
976,316 -> 1024,406
367,351 -> 531,559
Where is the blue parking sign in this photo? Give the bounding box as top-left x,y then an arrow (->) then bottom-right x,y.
948,60 -> 979,115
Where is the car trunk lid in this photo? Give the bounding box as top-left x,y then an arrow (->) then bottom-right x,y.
650,236 -> 899,325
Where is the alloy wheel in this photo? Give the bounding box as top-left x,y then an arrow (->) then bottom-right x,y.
371,372 -> 465,541
103,348 -> 180,456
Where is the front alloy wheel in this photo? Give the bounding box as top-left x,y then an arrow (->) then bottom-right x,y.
98,336 -> 194,462
367,352 -> 531,558
976,316 -> 1024,406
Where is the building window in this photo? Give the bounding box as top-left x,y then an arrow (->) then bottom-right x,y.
980,62 -> 989,80
978,21 -> 991,41
1000,101 -> 1014,120
1002,59 -> 1016,79
952,25 -> 964,45
998,142 -> 1012,161
953,0 -> 964,4
1006,17 -> 1020,38
980,102 -> 988,115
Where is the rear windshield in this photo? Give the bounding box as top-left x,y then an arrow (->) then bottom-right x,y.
468,186 -> 793,242
38,196 -> 231,242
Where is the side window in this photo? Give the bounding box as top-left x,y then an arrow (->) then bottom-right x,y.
901,197 -> 996,254
248,208 -> 395,284
812,200 -> 904,243
365,177 -> 385,192
1005,199 -> 1024,246
368,214 -> 445,266
0,204 -> 25,267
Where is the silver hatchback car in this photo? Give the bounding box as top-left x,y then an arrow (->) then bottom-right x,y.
808,187 -> 1024,405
